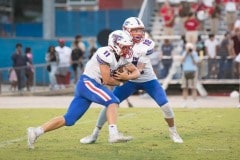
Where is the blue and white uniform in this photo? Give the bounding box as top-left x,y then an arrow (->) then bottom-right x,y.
64,46 -> 132,126
113,38 -> 168,106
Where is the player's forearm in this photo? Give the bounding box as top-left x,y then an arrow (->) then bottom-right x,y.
127,70 -> 140,80
102,77 -> 121,86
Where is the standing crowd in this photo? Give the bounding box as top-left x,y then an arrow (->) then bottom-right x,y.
10,36 -> 97,92
155,0 -> 240,81
10,43 -> 34,93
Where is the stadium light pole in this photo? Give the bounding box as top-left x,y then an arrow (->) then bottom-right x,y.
43,0 -> 55,39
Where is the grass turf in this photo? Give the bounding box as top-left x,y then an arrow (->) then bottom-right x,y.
0,108 -> 239,160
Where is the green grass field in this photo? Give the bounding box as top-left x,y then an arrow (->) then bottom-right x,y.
0,108 -> 239,160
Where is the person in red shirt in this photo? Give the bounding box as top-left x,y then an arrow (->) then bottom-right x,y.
178,1 -> 191,36
159,1 -> 175,35
163,9 -> 175,35
159,1 -> 174,17
184,12 -> 200,45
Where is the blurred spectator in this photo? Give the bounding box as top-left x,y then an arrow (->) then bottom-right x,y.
159,1 -> 175,17
8,67 -> 17,92
232,28 -> 240,78
196,35 -> 207,79
218,32 -> 235,79
210,3 -> 221,35
195,0 -> 212,31
178,1 -> 191,35
181,43 -> 199,107
55,39 -> 72,89
25,47 -> 34,91
184,12 -> 199,45
162,8 -> 175,35
235,50 -> 240,78
71,35 -> 85,84
149,45 -> 161,79
234,17 -> 240,30
204,34 -> 219,79
159,1 -> 175,35
196,35 -> 205,57
11,43 -> 28,93
88,38 -> 97,60
224,0 -> 237,31
45,45 -> 59,90
160,39 -> 174,78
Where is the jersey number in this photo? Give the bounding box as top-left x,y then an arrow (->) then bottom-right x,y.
143,39 -> 152,46
103,51 -> 110,57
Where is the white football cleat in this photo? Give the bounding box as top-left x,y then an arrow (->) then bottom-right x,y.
80,134 -> 98,144
108,132 -> 133,143
27,127 -> 37,149
169,129 -> 183,143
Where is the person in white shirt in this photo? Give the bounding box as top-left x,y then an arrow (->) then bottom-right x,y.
204,34 -> 219,78
225,0 -> 237,31
55,39 -> 72,88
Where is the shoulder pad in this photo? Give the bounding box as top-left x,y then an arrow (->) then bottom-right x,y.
143,39 -> 155,56
135,38 -> 155,56
96,47 -> 113,65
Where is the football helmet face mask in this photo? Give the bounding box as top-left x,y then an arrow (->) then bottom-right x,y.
108,30 -> 133,58
122,17 -> 145,43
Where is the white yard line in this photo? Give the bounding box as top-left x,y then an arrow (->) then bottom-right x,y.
197,147 -> 230,152
0,136 -> 26,148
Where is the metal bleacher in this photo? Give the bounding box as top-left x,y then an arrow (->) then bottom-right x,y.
138,0 -> 240,95
150,0 -> 240,41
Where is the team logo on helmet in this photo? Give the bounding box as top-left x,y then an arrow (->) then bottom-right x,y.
112,34 -> 123,44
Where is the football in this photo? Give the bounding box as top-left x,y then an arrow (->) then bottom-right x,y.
111,66 -> 128,82
112,66 -> 125,75
115,66 -> 125,73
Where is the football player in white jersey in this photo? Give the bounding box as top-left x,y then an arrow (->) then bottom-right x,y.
80,17 -> 183,144
26,30 -> 140,149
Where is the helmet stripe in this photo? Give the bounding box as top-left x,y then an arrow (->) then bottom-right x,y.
135,18 -> 141,25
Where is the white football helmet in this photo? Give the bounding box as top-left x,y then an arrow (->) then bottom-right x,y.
108,30 -> 133,58
122,17 -> 145,43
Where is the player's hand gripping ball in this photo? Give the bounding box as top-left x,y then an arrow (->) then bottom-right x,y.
112,66 -> 129,82
114,66 -> 124,73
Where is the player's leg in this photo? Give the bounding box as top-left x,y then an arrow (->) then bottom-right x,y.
79,75 -> 133,143
126,98 -> 134,107
27,75 -> 99,149
80,81 -> 138,144
80,107 -> 107,144
142,80 -> 183,143
27,96 -> 91,149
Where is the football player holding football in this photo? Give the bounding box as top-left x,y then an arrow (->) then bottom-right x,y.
80,17 -> 183,144
27,30 -> 140,149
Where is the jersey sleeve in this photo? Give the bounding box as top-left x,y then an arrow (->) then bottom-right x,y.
143,39 -> 155,56
96,48 -> 113,65
138,39 -> 155,63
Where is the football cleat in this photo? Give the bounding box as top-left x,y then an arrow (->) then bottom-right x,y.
80,134 -> 98,144
27,127 -> 37,149
169,129 -> 183,143
108,132 -> 133,143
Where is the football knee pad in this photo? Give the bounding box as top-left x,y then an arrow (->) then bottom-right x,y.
161,103 -> 174,118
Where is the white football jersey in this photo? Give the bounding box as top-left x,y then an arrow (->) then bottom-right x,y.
83,46 -> 133,84
131,38 -> 157,82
